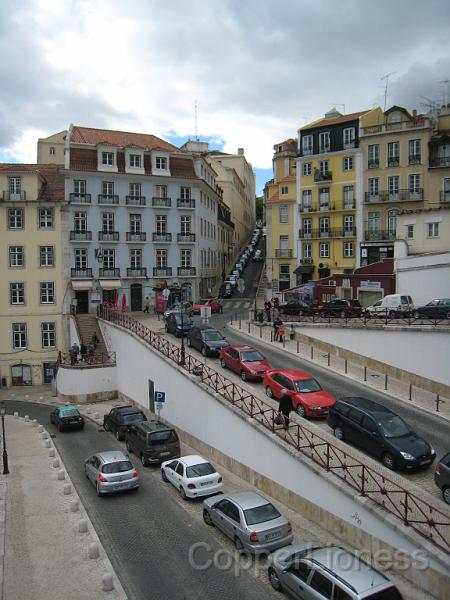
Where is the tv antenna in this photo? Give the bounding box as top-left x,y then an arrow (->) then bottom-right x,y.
438,80 -> 449,105
194,100 -> 199,141
331,103 -> 346,114
381,72 -> 396,111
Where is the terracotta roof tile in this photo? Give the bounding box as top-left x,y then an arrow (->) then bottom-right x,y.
0,163 -> 64,201
71,126 -> 181,153
301,110 -> 369,131
169,157 -> 197,179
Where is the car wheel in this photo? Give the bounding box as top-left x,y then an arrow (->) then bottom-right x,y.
340,310 -> 346,319
414,311 -> 421,319
96,483 -> 103,497
365,311 -> 371,319
203,509 -> 213,526
126,440 -> 133,453
265,386 -> 273,398
296,404 -> 306,418
220,358 -> 227,369
141,454 -> 148,467
104,421 -> 110,432
115,430 -> 122,441
334,426 -> 344,441
202,346 -> 207,357
268,567 -> 282,592
234,536 -> 244,552
443,487 -> 450,505
180,486 -> 188,501
382,452 -> 396,470
388,310 -> 396,319
161,468 -> 168,482
240,370 -> 247,381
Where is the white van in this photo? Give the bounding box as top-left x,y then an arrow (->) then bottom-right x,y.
366,294 -> 414,318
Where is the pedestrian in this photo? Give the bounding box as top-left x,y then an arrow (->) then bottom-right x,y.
273,297 -> 279,309
143,296 -> 150,314
273,316 -> 281,341
266,300 -> 272,321
87,342 -> 95,362
277,321 -> 285,343
91,332 -> 99,349
80,343 -> 87,362
69,346 -> 76,366
218,297 -> 224,314
278,388 -> 293,430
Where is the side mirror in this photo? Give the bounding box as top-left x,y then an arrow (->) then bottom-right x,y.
370,430 -> 379,437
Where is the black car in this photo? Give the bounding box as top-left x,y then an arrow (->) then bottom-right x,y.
218,283 -> 233,298
50,405 -> 84,431
125,421 -> 180,466
187,326 -> 229,356
327,397 -> 436,471
414,298 -> 450,320
435,453 -> 450,504
165,312 -> 193,337
319,299 -> 362,318
278,299 -> 317,316
103,405 -> 147,441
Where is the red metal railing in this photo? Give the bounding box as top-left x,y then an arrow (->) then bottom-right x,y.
58,351 -> 116,367
98,306 -> 450,552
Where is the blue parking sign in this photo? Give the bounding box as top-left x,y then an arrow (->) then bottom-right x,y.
154,391 -> 166,403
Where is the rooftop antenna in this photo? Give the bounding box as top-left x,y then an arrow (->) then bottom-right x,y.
381,72 -> 396,111
194,100 -> 199,141
437,80 -> 449,105
331,103 -> 346,114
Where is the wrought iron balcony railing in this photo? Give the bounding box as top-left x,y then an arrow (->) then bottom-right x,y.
98,231 -> 119,241
364,230 -> 396,242
99,268 -> 120,277
177,198 -> 196,208
152,232 -> 172,242
98,194 -> 119,205
153,267 -> 172,277
126,267 -> 147,277
70,230 -> 92,241
2,190 -> 26,201
275,249 -> 293,258
177,267 -> 196,276
152,197 -> 171,207
126,195 -> 146,206
69,193 -> 91,204
364,189 -> 423,203
177,233 -> 196,242
126,231 -> 146,241
71,268 -> 93,278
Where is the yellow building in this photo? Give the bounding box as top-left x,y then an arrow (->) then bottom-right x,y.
0,164 -> 67,387
264,139 -> 298,291
37,130 -> 67,165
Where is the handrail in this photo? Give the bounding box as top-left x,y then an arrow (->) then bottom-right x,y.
98,306 -> 450,553
58,351 -> 116,367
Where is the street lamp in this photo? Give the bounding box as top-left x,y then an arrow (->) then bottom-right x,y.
179,290 -> 186,366
0,402 -> 9,475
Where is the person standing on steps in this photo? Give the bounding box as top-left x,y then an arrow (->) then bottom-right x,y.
143,296 -> 150,314
278,388 -> 293,430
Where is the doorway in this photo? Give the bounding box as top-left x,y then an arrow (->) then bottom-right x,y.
75,291 -> 89,314
130,284 -> 142,312
102,289 -> 116,305
43,362 -> 56,384
11,364 -> 32,386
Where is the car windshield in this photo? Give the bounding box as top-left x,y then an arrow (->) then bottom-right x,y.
377,415 -> 411,438
122,412 -> 145,424
102,460 -> 133,474
149,430 -> 178,445
294,378 -> 321,393
59,407 -> 80,417
241,351 -> 264,362
186,462 -> 215,478
244,502 -> 281,525
203,331 -> 224,341
198,299 -> 209,305
175,315 -> 192,325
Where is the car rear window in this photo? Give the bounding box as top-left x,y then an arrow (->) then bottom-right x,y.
102,460 -> 133,473
148,430 -> 178,445
122,412 -> 146,424
377,415 -> 411,438
365,587 -> 402,600
60,407 -> 80,417
244,502 -> 281,525
186,462 -> 215,478
294,378 -> 321,393
203,331 -> 224,341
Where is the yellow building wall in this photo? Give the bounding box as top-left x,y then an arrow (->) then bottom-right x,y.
37,131 -> 66,165
0,172 -> 41,201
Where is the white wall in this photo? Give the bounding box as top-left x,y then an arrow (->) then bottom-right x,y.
297,326 -> 450,387
69,316 -> 80,347
394,250 -> 450,306
56,364 -> 117,396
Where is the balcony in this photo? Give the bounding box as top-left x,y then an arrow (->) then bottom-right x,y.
177,198 -> 195,209
152,232 -> 172,242
126,195 -> 146,206
2,190 -> 26,201
99,268 -> 120,278
364,189 -> 423,203
343,140 -> 355,149
98,194 -> 119,205
368,160 -> 379,169
430,156 -> 450,168
361,118 -> 427,135
69,193 -> 91,204
364,230 -> 396,242
440,190 -> 450,203
126,267 -> 147,277
299,258 -> 314,265
153,267 -> 172,277
387,158 -> 399,168
314,170 -> 332,182
275,249 -> 294,258
408,154 -> 421,165
71,268 -> 93,278
319,145 -> 330,154
319,203 -> 332,212
126,231 -> 146,242
301,205 -> 313,212
342,201 -> 355,210
152,197 -> 171,208
70,230 -> 92,241
299,228 -> 356,239
98,231 -> 119,241
177,233 -> 196,243
303,147 -> 313,156
177,267 -> 196,276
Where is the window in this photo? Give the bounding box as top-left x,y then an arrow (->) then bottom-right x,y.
74,248 -> 88,270
155,185 -> 167,198
319,217 -> 329,233
302,190 -> 312,211
319,131 -> 330,152
130,214 -> 142,233
74,211 -> 87,232
343,156 -> 353,171
180,215 -> 191,235
309,570 -> 333,598
129,182 -> 141,197
388,210 -> 397,237
409,139 -> 421,164
180,187 -> 191,199
279,205 -> 289,223
343,241 -> 354,257
38,208 -> 54,229
155,156 -> 167,170
388,175 -> 399,198
41,322 -> 56,348
102,152 -> 114,166
130,249 -> 142,268
319,160 -> 329,175
343,215 -> 354,233
302,135 -> 313,155
343,185 -> 354,208
319,187 -> 329,209
102,249 -> 115,269
129,154 -> 141,168
156,215 -> 167,234
368,212 -> 380,233
102,212 -> 114,233
303,218 -> 312,234
279,264 -> 290,280
8,177 -> 21,196
303,243 -> 312,258
102,181 -> 114,197
343,127 -> 355,148
302,162 -> 312,176
368,144 -> 380,168
49,146 -> 56,156
406,224 -> 414,239
8,208 -> 24,229
427,222 -> 439,238
156,249 -> 167,268
40,246 -> 54,267
40,282 -> 55,304
281,186 -> 288,195
10,283 -> 25,305
387,141 -> 399,166
409,174 -> 421,194
73,180 -> 86,195
368,177 -> 379,197
181,249 -> 192,268
12,323 -> 27,349
319,243 -> 329,258
9,246 -> 24,267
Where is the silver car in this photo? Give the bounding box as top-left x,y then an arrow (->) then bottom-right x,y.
202,491 -> 293,554
268,544 -> 403,599
84,451 -> 139,496
164,301 -> 193,320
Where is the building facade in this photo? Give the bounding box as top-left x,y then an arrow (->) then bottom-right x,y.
37,130 -> 67,165
0,164 -> 66,386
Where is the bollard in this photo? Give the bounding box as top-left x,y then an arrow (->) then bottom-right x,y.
70,499 -> 79,513
63,483 -> 72,495
310,346 -> 314,360
32,419 -> 38,427
384,374 -> 388,391
247,321 -> 250,333
344,359 -> 348,374
283,337 -> 285,348
88,542 -> 100,559
364,366 -> 367,382
94,412 -> 100,420
41,432 -> 49,440
259,326 -> 262,338
409,383 -> 412,401
296,340 -> 299,353
86,407 -> 91,414
57,469 -> 65,480
102,573 -> 114,592
270,331 -> 273,342
239,319 -> 241,329
14,411 -> 19,419
436,394 -> 445,412
49,448 -> 55,458
38,425 -> 44,433
24,415 -> 29,422
78,519 -> 88,533
44,440 -> 51,448
52,458 -> 60,469
327,352 -> 330,367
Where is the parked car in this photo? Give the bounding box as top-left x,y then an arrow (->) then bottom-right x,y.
193,298 -> 221,315
434,453 -> 450,504
126,420 -> 180,466
365,294 -> 414,318
163,301 -> 193,320
252,250 -> 263,262
319,299 -> 362,318
268,544 -> 403,599
203,491 -> 293,554
263,369 -> 336,418
278,299 -> 317,316
414,298 -> 450,320
218,283 -> 233,298
161,454 -> 223,500
327,396 -> 436,471
103,405 -> 147,441
84,450 -> 139,496
165,312 -> 194,337
187,326 -> 229,356
50,405 -> 84,432
226,275 -> 237,287
219,345 -> 273,381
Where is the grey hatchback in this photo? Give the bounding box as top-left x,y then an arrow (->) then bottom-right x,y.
84,451 -> 139,496
202,491 -> 293,554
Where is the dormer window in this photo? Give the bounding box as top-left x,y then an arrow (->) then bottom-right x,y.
129,154 -> 141,168
102,152 -> 114,166
156,156 -> 167,170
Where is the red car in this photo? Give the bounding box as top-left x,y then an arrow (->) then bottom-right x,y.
193,298 -> 221,315
219,345 -> 273,381
263,369 -> 336,418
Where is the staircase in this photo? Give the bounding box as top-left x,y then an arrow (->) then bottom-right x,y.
255,262 -> 268,310
74,314 -> 108,354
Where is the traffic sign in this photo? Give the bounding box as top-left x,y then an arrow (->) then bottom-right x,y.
154,391 -> 166,403
162,289 -> 170,299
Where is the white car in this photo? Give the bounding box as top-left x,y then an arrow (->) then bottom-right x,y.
226,276 -> 237,287
161,455 -> 223,500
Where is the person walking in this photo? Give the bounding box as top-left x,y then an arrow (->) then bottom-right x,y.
277,321 -> 285,343
273,316 -> 281,341
266,300 -> 272,321
143,296 -> 150,314
91,332 -> 99,349
278,388 -> 293,430
218,297 -> 224,314
80,343 -> 87,362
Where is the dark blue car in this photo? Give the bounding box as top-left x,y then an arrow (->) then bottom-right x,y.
165,312 -> 193,337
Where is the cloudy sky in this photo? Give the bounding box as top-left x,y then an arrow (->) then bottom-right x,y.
1,0 -> 449,193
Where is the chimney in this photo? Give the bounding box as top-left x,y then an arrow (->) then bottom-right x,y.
238,148 -> 244,155
412,109 -> 417,117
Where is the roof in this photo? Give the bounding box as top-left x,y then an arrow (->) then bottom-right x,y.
271,369 -> 311,379
226,491 -> 268,509
115,405 -> 143,414
138,420 -> 173,432
338,397 -> 393,416
179,455 -> 209,467
0,163 -> 65,202
301,110 -> 369,131
71,125 -> 181,153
